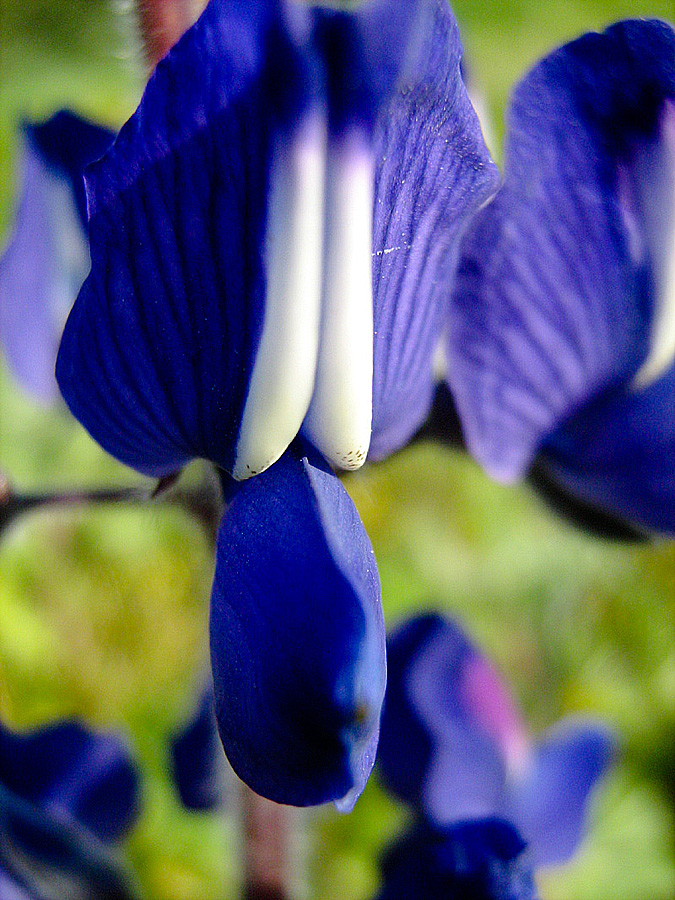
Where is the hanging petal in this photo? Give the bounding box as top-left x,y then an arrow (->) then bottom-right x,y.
210,449 -> 385,807
369,0 -> 498,459
171,688 -> 226,811
446,20 -> 675,486
0,784 -> 139,900
505,720 -> 616,868
376,820 -> 538,900
0,114 -> 112,403
56,0 -> 318,477
0,719 -> 139,844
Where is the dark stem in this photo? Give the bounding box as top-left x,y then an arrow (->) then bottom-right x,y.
135,0 -> 200,69
242,787 -> 295,900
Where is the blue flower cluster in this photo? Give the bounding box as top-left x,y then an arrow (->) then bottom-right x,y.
1,0 -> 674,892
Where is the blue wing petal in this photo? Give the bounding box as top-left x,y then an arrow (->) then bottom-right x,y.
0,114 -> 112,403
446,20 -> 675,483
56,0 -> 314,476
171,688 -> 226,811
209,448 -> 385,807
0,719 -> 140,844
369,0 -> 498,460
505,720 -> 616,867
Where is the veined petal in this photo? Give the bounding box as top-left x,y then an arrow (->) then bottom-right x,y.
209,449 -> 385,807
171,688 -> 226,811
0,114 -> 112,403
0,784 -> 139,900
446,19 -> 675,482
369,0 -> 499,460
57,0 -> 316,477
505,720 -> 616,868
0,719 -> 139,844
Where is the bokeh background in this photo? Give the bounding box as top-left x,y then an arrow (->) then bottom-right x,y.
1,1 -> 675,898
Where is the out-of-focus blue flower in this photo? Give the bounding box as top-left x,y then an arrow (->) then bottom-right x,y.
171,688 -> 227,812
376,819 -> 537,900
54,0 -> 496,807
0,717 -> 140,899
378,614 -> 615,869
445,19 -> 675,535
0,112 -> 113,402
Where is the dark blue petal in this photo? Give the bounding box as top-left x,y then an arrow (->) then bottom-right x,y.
0,784 -> 138,900
369,0 -> 498,460
379,614 -> 508,823
56,0 -> 313,476
446,20 -> 675,484
27,112 -> 115,228
0,115 -> 110,402
539,365 -> 675,534
505,721 -> 616,868
376,820 -> 538,900
171,688 -> 226,811
0,719 -> 140,844
210,449 -> 385,807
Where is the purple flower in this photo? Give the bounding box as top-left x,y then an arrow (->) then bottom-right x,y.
379,614 -> 615,868
445,19 -> 675,535
54,0 -> 496,806
0,112 -> 113,402
0,717 -> 140,899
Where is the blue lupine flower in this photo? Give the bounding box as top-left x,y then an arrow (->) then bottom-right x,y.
171,687 -> 227,811
376,819 -> 537,900
378,614 -> 615,868
0,112 -> 113,402
445,19 -> 675,535
0,717 -> 140,899
54,0 -> 497,806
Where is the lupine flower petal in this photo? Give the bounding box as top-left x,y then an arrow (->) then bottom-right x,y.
505,721 -> 616,867
210,449 -> 385,807
0,784 -> 138,900
369,0 -> 499,459
446,19 -> 675,532
379,614 -> 510,821
376,820 -> 538,900
0,719 -> 139,844
171,688 -> 226,811
0,113 -> 112,402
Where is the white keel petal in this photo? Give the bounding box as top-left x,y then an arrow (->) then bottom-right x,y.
233,110 -> 327,480
303,130 -> 374,471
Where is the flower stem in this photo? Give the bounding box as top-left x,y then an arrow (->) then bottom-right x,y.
242,787 -> 296,900
135,0 -> 201,69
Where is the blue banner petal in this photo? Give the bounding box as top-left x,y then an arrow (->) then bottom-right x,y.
369,0 -> 498,459
376,820 -> 537,900
505,720 -> 616,867
171,688 -> 226,811
446,20 -> 675,514
0,720 -> 139,844
0,114 -> 112,403
210,449 -> 385,807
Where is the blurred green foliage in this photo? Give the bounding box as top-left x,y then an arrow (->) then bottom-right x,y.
1,1 -> 675,898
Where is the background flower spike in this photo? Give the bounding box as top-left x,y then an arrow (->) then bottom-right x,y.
0,112 -> 113,402
446,19 -> 675,534
210,449 -> 386,808
170,687 -> 227,811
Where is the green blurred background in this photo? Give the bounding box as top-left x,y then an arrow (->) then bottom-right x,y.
1,1 -> 675,898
